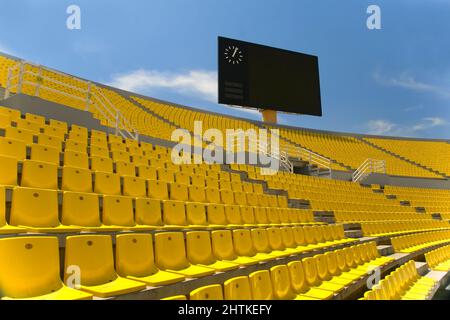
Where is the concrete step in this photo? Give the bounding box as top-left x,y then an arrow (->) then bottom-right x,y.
377,245 -> 394,256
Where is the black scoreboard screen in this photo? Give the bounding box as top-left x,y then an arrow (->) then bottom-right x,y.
218,36 -> 322,116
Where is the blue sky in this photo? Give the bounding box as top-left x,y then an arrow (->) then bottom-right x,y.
0,0 -> 449,138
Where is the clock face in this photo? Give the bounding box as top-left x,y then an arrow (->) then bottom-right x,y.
224,45 -> 244,65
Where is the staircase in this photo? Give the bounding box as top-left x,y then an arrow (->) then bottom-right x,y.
359,137 -> 447,178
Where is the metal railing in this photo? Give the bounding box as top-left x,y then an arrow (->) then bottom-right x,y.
227,132 -> 293,173
4,61 -> 139,140
352,158 -> 386,183
297,147 -> 332,178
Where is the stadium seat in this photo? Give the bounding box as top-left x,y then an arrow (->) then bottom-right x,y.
223,276 -> 252,300
94,172 -> 121,195
186,231 -> 239,271
233,229 -> 274,262
148,180 -> 169,200
211,230 -> 259,266
64,235 -> 146,297
62,166 -> 93,193
91,156 -> 113,173
0,137 -> 26,160
64,151 -> 89,169
30,144 -> 60,164
0,236 -> 92,300
154,232 -> 215,278
115,233 -> 185,286
0,155 -> 18,185
123,176 -> 147,197
10,187 -> 80,233
190,284 -> 224,300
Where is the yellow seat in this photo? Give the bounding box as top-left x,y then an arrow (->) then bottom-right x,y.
0,186 -> 25,234
233,229 -> 274,262
250,228 -> 290,258
0,137 -> 27,160
186,203 -> 209,228
135,198 -> 163,229
37,133 -> 62,151
186,231 -> 239,271
248,270 -> 274,299
112,150 -> 130,163
220,189 -> 234,205
30,144 -> 60,165
62,166 -> 93,193
6,127 -> 34,145
223,276 -> 252,300
147,180 -> 169,200
190,284 -> 224,300
103,195 -> 147,229
91,156 -> 113,173
154,232 -> 215,278
10,187 -> 80,233
123,176 -> 147,197
162,200 -> 187,228
270,265 -> 297,300
207,203 -> 228,226
225,205 -> 243,227
0,236 -> 92,300
170,183 -> 189,201
115,233 -> 185,286
241,206 -> 256,226
288,261 -> 333,300
65,139 -> 87,153
138,165 -> 157,180
0,155 -> 18,186
21,160 -> 58,189
188,185 -> 206,202
94,172 -> 121,195
211,230 -> 259,266
0,106 -> 21,120
116,161 -> 136,176
61,191 -> 122,232
64,235 -> 146,298
64,150 -> 89,169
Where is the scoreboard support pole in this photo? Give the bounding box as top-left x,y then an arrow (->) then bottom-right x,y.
260,109 -> 277,124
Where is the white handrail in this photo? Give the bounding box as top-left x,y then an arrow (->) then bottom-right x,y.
4,61 -> 139,141
228,132 -> 293,173
296,146 -> 332,178
352,158 -> 386,182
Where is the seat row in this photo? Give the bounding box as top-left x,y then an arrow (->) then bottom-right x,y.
164,241 -> 392,300
362,260 -> 437,300
360,220 -> 450,237
0,231 -> 362,299
0,186 -> 314,234
390,230 -> 450,253
424,244 -> 450,272
334,212 -> 433,223
1,165 -> 285,204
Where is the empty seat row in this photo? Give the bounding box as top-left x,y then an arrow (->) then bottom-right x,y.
0,186 -> 314,234
0,232 -> 342,299
391,230 -> 450,253
360,220 -> 450,236
165,241 -> 392,300
424,245 -> 450,272
362,260 -> 437,300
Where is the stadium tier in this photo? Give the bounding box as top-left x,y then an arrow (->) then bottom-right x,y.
0,53 -> 449,300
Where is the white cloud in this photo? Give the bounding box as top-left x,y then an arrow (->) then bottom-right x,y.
367,120 -> 398,135
109,69 -> 218,103
373,70 -> 450,99
367,117 -> 448,136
